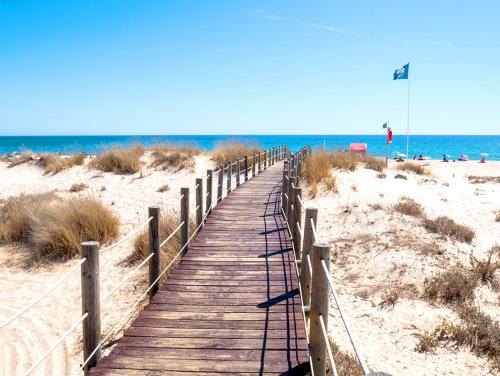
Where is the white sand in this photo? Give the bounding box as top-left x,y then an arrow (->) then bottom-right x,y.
305,160 -> 499,375
0,153 -> 215,376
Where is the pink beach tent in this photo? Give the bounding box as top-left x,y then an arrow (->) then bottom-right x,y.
349,143 -> 367,155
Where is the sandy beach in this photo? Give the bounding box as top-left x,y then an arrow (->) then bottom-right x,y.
305,159 -> 499,375
0,153 -> 214,376
0,155 -> 498,375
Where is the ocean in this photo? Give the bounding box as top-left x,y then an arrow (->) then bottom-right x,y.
0,135 -> 498,161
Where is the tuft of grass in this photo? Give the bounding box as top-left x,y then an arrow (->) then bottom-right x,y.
469,246 -> 500,287
69,183 -> 88,193
212,141 -> 261,165
327,340 -> 364,376
423,216 -> 475,243
302,151 -> 335,198
0,193 -> 119,261
397,162 -> 429,175
468,176 -> 500,184
8,151 -> 36,167
90,145 -> 145,174
157,184 -> 170,193
151,144 -> 200,171
393,197 -> 425,217
132,210 -> 195,271
378,287 -> 400,310
363,155 -> 385,172
423,267 -> 477,304
39,153 -> 86,174
369,203 -> 383,211
376,172 -> 386,179
415,331 -> 439,353
329,150 -> 359,171
495,210 -> 500,222
394,174 -> 407,180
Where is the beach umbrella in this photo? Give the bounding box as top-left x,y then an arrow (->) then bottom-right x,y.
398,153 -> 407,158
480,153 -> 489,158
444,154 -> 451,158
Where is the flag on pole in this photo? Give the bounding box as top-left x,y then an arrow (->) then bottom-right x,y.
387,128 -> 393,144
393,63 -> 409,80
382,122 -> 388,128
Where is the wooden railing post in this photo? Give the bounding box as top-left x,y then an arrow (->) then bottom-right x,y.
80,241 -> 101,376
236,159 -> 240,186
244,156 -> 249,182
227,162 -> 232,194
300,207 -> 318,312
293,187 -> 302,259
287,176 -> 296,223
282,162 -> 289,212
252,154 -> 256,177
196,178 -> 203,230
180,187 -> 189,255
264,150 -> 267,170
148,207 -> 161,297
309,243 -> 331,376
217,166 -> 223,203
206,170 -> 213,215
258,152 -> 262,172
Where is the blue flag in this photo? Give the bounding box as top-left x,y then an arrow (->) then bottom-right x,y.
393,63 -> 409,80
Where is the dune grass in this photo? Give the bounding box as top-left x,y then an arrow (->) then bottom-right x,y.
211,141 -> 261,165
397,162 -> 429,175
423,267 -> 477,304
0,193 -> 119,261
90,145 -> 145,174
423,216 -> 475,243
7,151 -> 36,167
362,155 -> 386,172
150,144 -> 200,171
69,183 -> 88,193
301,151 -> 336,197
393,197 -> 425,217
39,153 -> 86,174
327,340 -> 364,376
132,210 -> 195,271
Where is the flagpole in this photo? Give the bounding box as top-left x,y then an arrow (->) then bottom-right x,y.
406,63 -> 410,161
385,120 -> 389,167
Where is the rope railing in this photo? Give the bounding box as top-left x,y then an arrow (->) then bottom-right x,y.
100,217 -> 153,253
23,313 -> 89,376
0,257 -> 87,328
321,259 -> 370,375
281,145 -> 375,376
8,144 -> 286,375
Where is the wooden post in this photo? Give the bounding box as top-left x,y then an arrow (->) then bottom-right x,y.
180,187 -> 189,254
252,154 -> 256,176
258,152 -> 261,172
196,178 -> 203,230
80,241 -> 101,376
217,166 -> 223,203
227,162 -> 232,194
206,170 -> 212,215
148,207 -> 161,297
236,158 -> 240,187
264,150 -> 267,170
244,156 -> 248,182
287,176 -> 296,223
293,187 -> 302,259
282,161 -> 289,209
309,243 -> 331,376
300,207 -> 318,311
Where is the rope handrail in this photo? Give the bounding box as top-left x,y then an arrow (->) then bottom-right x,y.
296,221 -> 303,238
319,314 -> 338,376
80,202 -> 213,371
102,252 -> 154,303
297,195 -> 306,210
310,218 -> 318,242
23,312 -> 88,376
0,258 -> 87,328
100,217 -> 153,253
160,221 -> 184,248
320,259 -> 370,375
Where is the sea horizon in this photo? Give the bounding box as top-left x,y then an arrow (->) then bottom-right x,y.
0,134 -> 498,161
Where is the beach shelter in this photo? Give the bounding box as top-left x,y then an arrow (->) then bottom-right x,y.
349,143 -> 367,155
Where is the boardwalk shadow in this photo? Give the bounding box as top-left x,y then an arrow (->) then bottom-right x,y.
257,181 -> 310,375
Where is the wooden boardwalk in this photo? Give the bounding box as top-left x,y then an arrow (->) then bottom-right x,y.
91,163 -> 310,375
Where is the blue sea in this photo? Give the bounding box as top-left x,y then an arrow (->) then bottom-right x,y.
0,135 -> 498,161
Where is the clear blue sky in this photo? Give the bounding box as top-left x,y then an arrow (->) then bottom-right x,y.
1,1 -> 499,135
